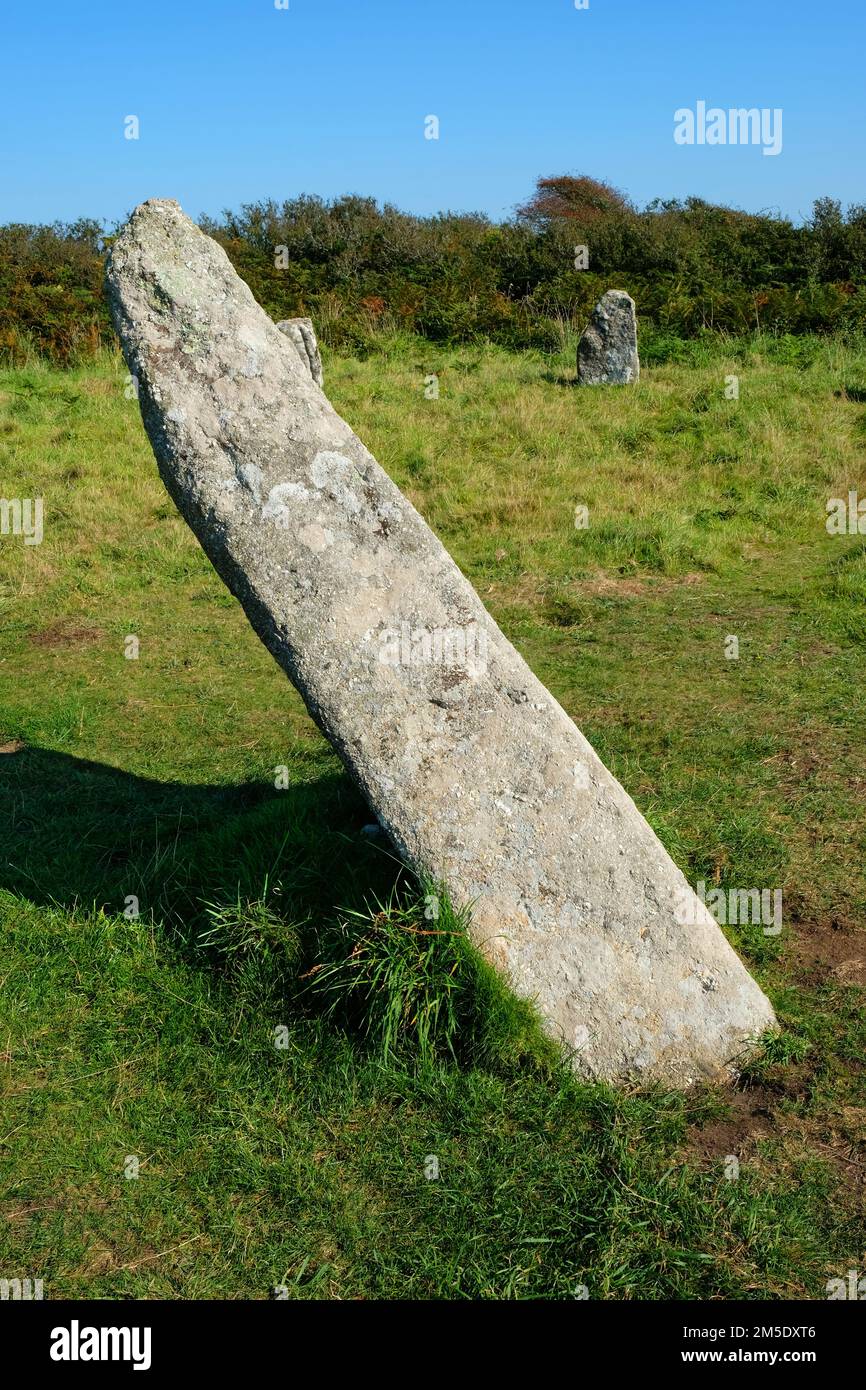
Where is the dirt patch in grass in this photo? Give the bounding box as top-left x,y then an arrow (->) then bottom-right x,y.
80,1241 -> 119,1276
686,1085 -> 777,1165
0,739 -> 25,754
2,1196 -> 64,1225
28,619 -> 105,648
580,570 -> 705,598
784,908 -> 866,988
831,958 -> 866,988
685,1077 -> 866,1196
484,568 -> 706,612
760,744 -> 827,789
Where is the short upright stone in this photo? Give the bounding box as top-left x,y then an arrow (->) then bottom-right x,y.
578,290 -> 639,385
276,317 -> 324,388
106,200 -> 776,1088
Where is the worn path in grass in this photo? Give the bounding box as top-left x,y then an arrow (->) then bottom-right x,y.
0,336 -> 864,1298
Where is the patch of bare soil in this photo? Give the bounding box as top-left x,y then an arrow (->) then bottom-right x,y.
783,903 -> 866,989
580,571 -> 705,599
28,620 -> 104,648
688,1085 -> 777,1165
484,568 -> 705,609
831,958 -> 866,988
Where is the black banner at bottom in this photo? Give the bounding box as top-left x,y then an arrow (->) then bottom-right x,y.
3,1296 -> 861,1375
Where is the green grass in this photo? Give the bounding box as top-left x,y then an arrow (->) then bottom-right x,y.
0,333 -> 864,1299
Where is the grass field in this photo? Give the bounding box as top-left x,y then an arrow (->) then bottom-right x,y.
1,333 -> 864,1299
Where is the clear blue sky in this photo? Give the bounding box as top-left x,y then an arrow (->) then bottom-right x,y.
2,0 -> 863,228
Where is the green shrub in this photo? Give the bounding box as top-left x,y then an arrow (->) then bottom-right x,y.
3,185 -> 865,362
0,220 -> 112,364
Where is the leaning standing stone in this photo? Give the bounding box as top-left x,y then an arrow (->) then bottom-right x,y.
106,201 -> 775,1087
276,316 -> 324,387
578,289 -> 639,385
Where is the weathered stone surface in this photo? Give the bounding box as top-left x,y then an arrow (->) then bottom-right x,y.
578,289 -> 639,385
106,200 -> 775,1086
276,316 -> 323,388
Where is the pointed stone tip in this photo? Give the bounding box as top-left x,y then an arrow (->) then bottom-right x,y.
134,197 -> 184,214
116,199 -> 188,241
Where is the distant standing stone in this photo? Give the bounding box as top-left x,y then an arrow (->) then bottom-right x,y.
578,290 -> 639,385
276,317 -> 324,388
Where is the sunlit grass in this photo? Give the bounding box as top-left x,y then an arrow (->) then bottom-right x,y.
0,335 -> 864,1298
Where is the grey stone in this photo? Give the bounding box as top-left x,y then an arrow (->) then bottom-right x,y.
106,200 -> 776,1086
578,289 -> 639,385
275,316 -> 324,388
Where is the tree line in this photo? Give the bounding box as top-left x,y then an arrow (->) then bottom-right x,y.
2,176 -> 865,363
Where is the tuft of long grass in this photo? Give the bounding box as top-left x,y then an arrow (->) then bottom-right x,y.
199,877 -> 304,968
302,878 -> 559,1072
303,881 -> 473,1065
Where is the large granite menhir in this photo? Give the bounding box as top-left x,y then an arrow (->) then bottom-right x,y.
578,289 -> 640,385
106,200 -> 775,1086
